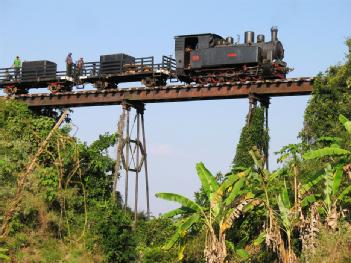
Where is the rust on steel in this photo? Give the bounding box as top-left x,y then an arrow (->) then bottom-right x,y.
8,78 -> 313,108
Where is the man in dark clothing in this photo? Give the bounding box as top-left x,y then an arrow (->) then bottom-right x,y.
76,57 -> 84,77
65,53 -> 73,77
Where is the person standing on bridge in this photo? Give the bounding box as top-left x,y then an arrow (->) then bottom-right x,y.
76,57 -> 84,77
12,56 -> 21,80
65,52 -> 73,77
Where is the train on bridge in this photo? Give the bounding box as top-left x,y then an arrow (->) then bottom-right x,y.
0,27 -> 291,95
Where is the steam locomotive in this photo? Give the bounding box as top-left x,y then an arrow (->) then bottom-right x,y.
0,27 -> 290,95
175,27 -> 289,83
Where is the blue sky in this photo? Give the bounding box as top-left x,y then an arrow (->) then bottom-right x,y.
1,0 -> 350,215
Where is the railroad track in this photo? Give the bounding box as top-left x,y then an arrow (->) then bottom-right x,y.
1,77 -> 313,108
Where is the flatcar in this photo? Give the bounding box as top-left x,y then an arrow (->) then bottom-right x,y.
175,27 -> 291,83
0,60 -> 73,95
0,54 -> 176,95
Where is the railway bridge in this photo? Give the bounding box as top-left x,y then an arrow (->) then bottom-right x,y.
0,77 -> 314,220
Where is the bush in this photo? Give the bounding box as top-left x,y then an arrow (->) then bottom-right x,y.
303,223 -> 351,263
88,201 -> 137,262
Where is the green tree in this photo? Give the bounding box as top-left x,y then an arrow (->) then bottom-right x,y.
300,39 -> 351,144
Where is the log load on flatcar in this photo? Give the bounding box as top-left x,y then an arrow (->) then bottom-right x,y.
175,27 -> 291,84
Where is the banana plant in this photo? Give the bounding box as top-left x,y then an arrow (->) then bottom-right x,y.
276,184 -> 298,262
156,162 -> 257,263
319,164 -> 351,229
250,146 -> 325,263
249,148 -> 291,262
302,114 -> 351,229
276,144 -> 304,205
302,114 -> 351,161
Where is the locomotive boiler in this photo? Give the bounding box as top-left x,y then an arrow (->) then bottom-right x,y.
175,27 -> 290,84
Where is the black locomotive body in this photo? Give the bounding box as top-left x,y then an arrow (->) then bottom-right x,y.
175,27 -> 289,84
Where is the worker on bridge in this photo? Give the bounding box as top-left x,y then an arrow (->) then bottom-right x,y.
76,57 -> 84,77
65,52 -> 73,77
12,56 -> 21,80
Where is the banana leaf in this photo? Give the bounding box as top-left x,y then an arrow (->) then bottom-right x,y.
161,207 -> 194,218
196,162 -> 219,200
339,114 -> 351,134
303,147 -> 350,160
223,178 -> 245,206
333,166 -> 343,196
156,192 -> 204,212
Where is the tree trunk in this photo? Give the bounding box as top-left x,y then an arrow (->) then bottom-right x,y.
204,231 -> 227,263
300,203 -> 320,260
326,203 -> 338,230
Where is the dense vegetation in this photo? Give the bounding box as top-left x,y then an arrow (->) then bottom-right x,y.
155,40 -> 351,262
0,40 -> 350,262
232,106 -> 268,170
0,101 -> 138,262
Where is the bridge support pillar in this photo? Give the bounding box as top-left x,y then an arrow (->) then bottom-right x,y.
261,97 -> 270,171
113,101 -> 150,224
248,94 -> 270,170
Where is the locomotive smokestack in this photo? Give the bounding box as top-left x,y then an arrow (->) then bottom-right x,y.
244,31 -> 255,44
271,26 -> 278,41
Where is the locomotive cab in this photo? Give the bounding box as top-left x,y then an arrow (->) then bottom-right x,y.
175,33 -> 223,82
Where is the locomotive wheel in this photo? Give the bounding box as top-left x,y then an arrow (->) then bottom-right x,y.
48,83 -> 62,93
220,76 -> 226,82
212,72 -> 225,83
197,77 -> 207,84
142,77 -> 156,88
95,81 -> 106,90
155,78 -> 167,87
95,81 -> 117,90
4,86 -> 17,96
142,77 -> 167,87
107,83 -> 118,89
16,88 -> 29,95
